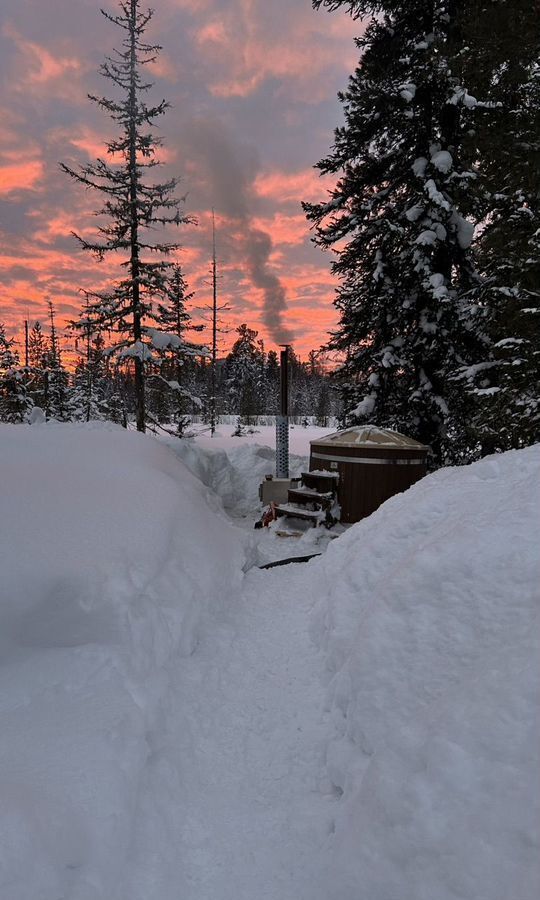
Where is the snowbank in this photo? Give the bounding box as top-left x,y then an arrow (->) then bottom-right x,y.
164,427 -> 342,566
169,439 -> 280,517
0,422 -> 245,900
309,445 -> 540,900
165,424 -> 333,519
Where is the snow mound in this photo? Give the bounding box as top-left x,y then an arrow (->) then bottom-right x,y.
309,445 -> 540,900
0,422 -> 245,900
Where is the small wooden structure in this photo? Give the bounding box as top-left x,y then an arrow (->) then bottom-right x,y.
309,426 -> 428,524
274,470 -> 339,528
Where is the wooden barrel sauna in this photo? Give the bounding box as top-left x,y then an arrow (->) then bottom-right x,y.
309,426 -> 428,524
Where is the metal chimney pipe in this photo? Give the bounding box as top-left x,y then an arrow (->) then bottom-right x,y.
276,346 -> 290,478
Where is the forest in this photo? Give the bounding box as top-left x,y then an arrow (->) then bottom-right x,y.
1,0 -> 539,463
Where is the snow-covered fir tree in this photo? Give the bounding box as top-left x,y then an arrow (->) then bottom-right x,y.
155,264 -> 194,340
43,300 -> 68,421
28,320 -> 46,370
456,0 -> 540,452
0,322 -> 32,423
27,320 -> 48,411
306,0 -> 490,465
265,349 -> 280,413
61,0 -> 191,432
69,304 -> 110,422
147,264 -> 204,433
225,324 -> 265,421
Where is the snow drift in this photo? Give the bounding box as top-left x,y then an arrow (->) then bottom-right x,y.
1,422 -> 538,900
309,445 -> 540,900
170,438 -> 281,517
166,424 -> 333,520
0,422 -> 245,900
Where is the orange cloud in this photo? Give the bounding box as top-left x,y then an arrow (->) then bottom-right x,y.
69,129 -> 109,161
147,52 -> 178,82
0,160 -> 44,195
196,19 -> 229,44
0,0 -> 352,360
250,213 -> 307,247
254,168 -> 333,205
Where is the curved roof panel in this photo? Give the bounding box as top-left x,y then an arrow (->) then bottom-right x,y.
311,426 -> 428,450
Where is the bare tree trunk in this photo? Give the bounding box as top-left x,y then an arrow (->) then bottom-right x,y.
128,0 -> 145,433
211,209 -> 218,436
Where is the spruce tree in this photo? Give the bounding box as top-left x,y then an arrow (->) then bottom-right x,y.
43,300 -> 69,421
28,320 -> 46,370
0,323 -> 32,423
155,264 -> 194,339
225,324 -> 265,422
456,1 -> 540,452
264,349 -> 280,415
69,310 -> 110,423
306,0 -> 489,465
61,0 -> 191,432
27,320 -> 47,410
148,264 -> 205,431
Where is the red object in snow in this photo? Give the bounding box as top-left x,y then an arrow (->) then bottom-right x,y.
261,502 -> 277,527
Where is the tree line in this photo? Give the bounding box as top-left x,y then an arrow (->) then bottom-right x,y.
0,0 -> 337,433
2,0 -> 539,465
0,312 -> 338,430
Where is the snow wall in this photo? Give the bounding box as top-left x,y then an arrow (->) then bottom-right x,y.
0,422 -> 245,900
308,444 -> 540,900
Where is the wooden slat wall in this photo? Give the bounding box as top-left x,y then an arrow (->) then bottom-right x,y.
309,444 -> 427,524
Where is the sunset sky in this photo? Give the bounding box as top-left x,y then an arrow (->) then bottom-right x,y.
0,0 -> 360,359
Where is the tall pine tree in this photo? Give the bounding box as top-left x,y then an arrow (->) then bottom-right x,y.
69,302 -> 110,422
456,0 -> 540,452
27,320 -> 47,410
225,324 -> 265,422
148,264 -> 206,431
306,0 -> 489,464
0,323 -> 32,423
43,300 -> 68,421
61,0 -> 191,432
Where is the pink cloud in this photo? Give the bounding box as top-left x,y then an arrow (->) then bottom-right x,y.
0,160 -> 44,196
3,23 -> 82,87
254,168 -> 333,205
0,0 -> 358,359
191,0 -> 359,101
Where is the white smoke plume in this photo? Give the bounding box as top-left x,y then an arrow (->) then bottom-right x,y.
182,117 -> 294,345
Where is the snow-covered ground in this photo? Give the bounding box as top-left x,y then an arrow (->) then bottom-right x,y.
1,421 -> 538,900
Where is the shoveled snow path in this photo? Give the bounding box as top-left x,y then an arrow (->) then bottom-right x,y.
127,562 -> 335,900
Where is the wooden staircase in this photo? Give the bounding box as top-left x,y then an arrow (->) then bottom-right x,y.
274,470 -> 340,528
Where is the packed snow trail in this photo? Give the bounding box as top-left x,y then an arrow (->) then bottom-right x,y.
126,563 -> 336,900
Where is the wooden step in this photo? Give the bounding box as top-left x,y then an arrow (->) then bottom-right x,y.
274,503 -> 324,522
302,470 -> 339,490
288,488 -> 334,507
